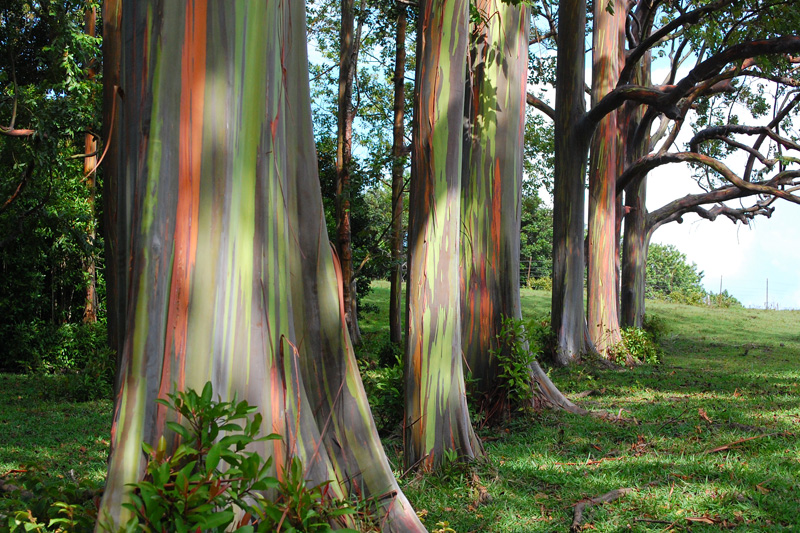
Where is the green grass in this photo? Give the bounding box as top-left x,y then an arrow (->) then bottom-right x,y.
363,282 -> 800,532
2,283 -> 798,531
0,375 -> 112,484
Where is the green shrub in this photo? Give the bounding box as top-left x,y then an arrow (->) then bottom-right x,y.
360,356 -> 404,436
607,327 -> 661,366
642,314 -> 668,343
121,382 -> 361,533
491,316 -> 547,411
666,287 -> 707,306
525,276 -> 552,291
709,290 -> 742,308
0,468 -> 101,533
2,318 -> 115,402
34,321 -> 115,402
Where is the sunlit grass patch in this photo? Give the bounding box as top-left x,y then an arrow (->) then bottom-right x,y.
362,286 -> 800,531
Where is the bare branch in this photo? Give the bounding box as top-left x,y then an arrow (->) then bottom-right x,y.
529,30 -> 556,46
617,151 -> 800,201
526,92 -> 556,120
620,0 -> 732,86
690,125 -> 800,155
0,126 -> 35,137
1,164 -> 34,214
587,85 -> 681,125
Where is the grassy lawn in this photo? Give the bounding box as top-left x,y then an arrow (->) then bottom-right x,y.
2,281 -> 799,531
362,282 -> 800,532
0,375 -> 112,484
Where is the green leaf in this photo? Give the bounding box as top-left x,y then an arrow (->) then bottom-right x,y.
167,421 -> 191,441
205,442 -> 222,474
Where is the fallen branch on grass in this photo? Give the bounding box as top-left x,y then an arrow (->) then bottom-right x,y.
704,431 -> 794,454
570,488 -> 634,532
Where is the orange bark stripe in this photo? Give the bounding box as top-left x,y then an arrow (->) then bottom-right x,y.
491,158 -> 502,257
159,0 -> 207,428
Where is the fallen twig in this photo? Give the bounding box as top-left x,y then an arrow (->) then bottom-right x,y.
570,488 -> 633,532
705,431 -> 793,454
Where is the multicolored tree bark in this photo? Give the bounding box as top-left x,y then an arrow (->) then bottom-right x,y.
461,0 -> 584,416
405,0 -> 483,471
97,2 -> 423,531
551,0 -> 593,365
586,0 -> 626,355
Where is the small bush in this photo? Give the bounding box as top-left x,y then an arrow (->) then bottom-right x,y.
2,319 -> 115,402
0,469 -> 101,533
525,276 -> 552,291
608,327 -> 661,366
491,315 -> 549,411
121,382 -> 361,533
642,314 -> 668,343
361,356 -> 404,436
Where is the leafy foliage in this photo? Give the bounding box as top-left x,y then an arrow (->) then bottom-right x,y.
0,0 -> 104,374
0,468 -> 101,533
121,382 -> 362,533
646,243 -> 742,307
646,243 -> 705,299
607,326 -> 662,366
490,316 -> 552,412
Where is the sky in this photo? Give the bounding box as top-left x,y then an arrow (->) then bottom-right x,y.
647,167 -> 800,310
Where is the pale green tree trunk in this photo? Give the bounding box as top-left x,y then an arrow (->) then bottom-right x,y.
460,0 -> 583,417
97,2 -> 423,531
404,0 -> 483,471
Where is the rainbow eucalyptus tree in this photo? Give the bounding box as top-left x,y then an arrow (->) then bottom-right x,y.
404,0 -> 483,471
586,1 -> 626,356
552,0 -> 800,362
97,2 -> 424,531
550,0 -> 593,365
335,0 -> 366,346
461,0 -> 582,417
609,0 -> 800,328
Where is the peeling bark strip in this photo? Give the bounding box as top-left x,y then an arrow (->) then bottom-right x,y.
570,488 -> 634,532
405,0 -> 482,471
97,2 -> 423,531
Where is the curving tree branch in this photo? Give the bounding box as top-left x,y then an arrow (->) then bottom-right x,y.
526,92 -> 556,120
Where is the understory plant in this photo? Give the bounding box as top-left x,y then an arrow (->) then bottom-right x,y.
491,316 -> 548,412
607,327 -> 661,366
120,382 -> 361,533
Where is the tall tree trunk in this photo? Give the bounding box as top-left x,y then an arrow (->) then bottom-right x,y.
586,0 -> 626,356
389,3 -> 407,346
620,56 -> 652,329
97,3 -> 423,531
461,0 -> 584,417
551,0 -> 593,365
82,1 -> 98,324
101,0 -> 125,362
461,0 -> 528,411
336,0 -> 365,346
620,178 -> 649,328
404,0 -> 483,471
